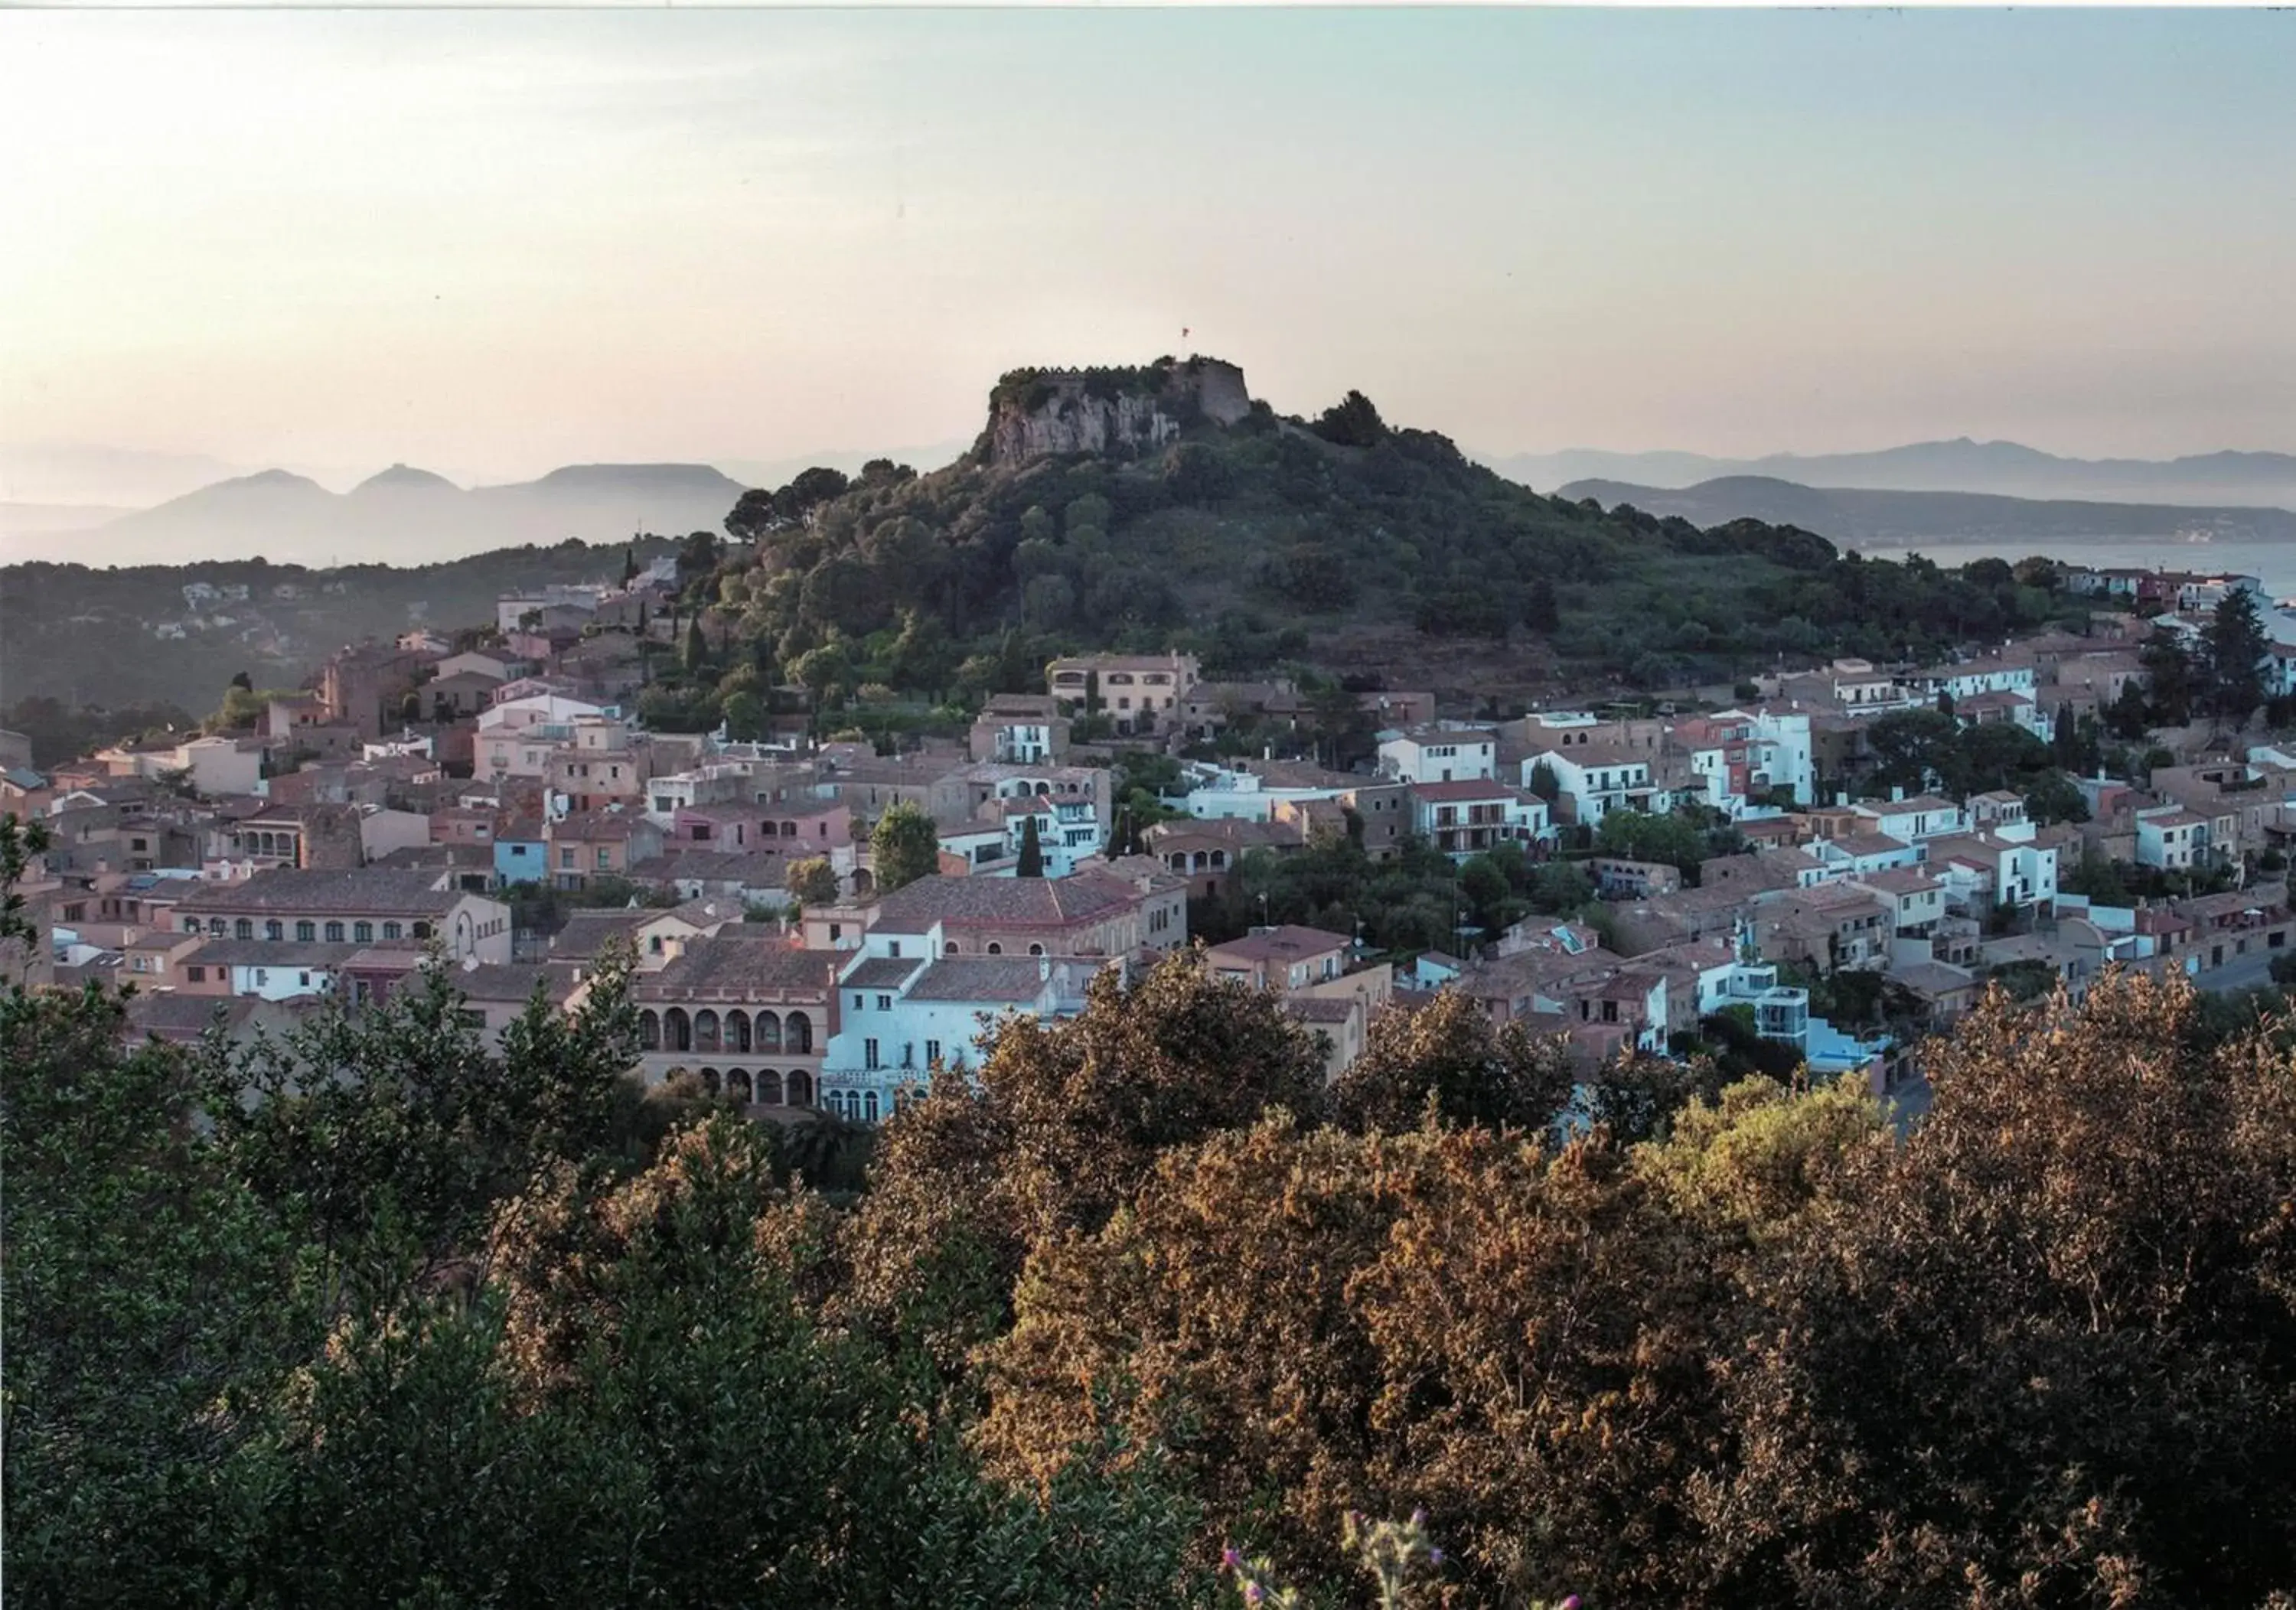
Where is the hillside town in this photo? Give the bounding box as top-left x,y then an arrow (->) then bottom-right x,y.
6,552 -> 2294,1122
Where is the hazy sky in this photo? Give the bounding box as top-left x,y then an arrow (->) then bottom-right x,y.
4,8 -> 2293,487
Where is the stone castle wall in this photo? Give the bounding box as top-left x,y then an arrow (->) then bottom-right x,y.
987,359 -> 1253,465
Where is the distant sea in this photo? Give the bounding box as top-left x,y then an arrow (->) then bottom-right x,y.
1848,535 -> 2296,627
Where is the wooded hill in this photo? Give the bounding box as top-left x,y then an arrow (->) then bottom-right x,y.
706,370 -> 2102,702
0,536 -> 680,715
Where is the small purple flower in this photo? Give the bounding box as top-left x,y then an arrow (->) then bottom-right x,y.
1411,1507 -> 1428,1527
1559,1597 -> 1582,1610
1244,1585 -> 1266,1607
1428,1546 -> 1446,1567
1221,1547 -> 1243,1573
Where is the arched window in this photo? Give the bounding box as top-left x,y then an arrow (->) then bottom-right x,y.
863,1090 -> 880,1123
324,921 -> 344,943
412,921 -> 432,940
945,940 -> 960,954
640,1009 -> 661,1051
234,919 -> 254,940
987,942 -> 1003,955
726,1009 -> 751,1052
781,822 -> 797,837
382,921 -> 402,940
700,1067 -> 720,1096
1029,943 -> 1045,957
694,1009 -> 720,1052
296,921 -> 316,942
184,917 -> 201,934
760,820 -> 778,836
755,1068 -> 784,1105
725,1068 -> 752,1103
208,918 -> 227,937
784,1011 -> 812,1054
264,920 -> 283,941
353,921 -> 373,944
786,1068 -> 813,1106
665,1006 -> 691,1052
755,1010 -> 781,1052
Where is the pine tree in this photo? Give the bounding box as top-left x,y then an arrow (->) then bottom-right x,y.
1523,578 -> 1561,634
2202,588 -> 2268,719
1017,813 -> 1045,878
621,543 -> 639,588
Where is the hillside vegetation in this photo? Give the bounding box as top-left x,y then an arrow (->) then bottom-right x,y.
15,811 -> 2296,1610
706,373 -> 2101,703
0,536 -> 679,722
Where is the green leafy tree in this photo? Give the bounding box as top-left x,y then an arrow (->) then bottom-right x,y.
1312,389 -> 1388,448
720,688 -> 764,741
1594,808 -> 1708,875
870,801 -> 942,894
2023,767 -> 2091,826
1864,706 -> 1962,796
1329,987 -> 1573,1134
785,856 -> 840,907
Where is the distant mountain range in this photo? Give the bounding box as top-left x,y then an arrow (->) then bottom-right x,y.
1492,438 -> 2296,511
1554,475 -> 2296,548
3,462 -> 754,568
714,442 -> 970,492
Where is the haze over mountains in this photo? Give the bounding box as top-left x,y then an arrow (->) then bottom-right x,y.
1553,476 -> 2296,550
1,462 -> 752,568
0,441 -> 975,565
1487,438 -> 2296,512
8,432 -> 2296,570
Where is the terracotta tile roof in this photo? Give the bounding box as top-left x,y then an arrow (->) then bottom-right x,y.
843,956 -> 925,989
451,960 -> 576,1005
1854,868 -> 1942,895
1411,779 -> 1534,803
343,948 -> 428,973
126,993 -> 261,1041
1206,925 -> 1352,966
178,938 -> 367,968
869,872 -> 1137,934
902,956 -> 1061,1004
548,908 -> 661,957
175,868 -> 465,916
1890,960 -> 1979,996
1857,794 -> 1959,816
637,937 -> 836,999
1827,832 -> 1916,859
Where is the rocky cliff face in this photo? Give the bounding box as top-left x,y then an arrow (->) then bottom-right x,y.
985,358 -> 1252,466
